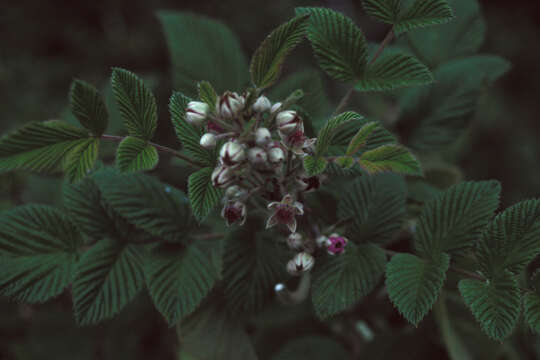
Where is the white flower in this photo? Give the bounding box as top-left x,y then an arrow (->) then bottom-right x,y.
268,147 -> 285,164
219,141 -> 246,167
217,91 -> 245,118
221,200 -> 247,226
247,147 -> 268,166
266,194 -> 304,233
252,96 -> 272,112
286,252 -> 315,276
186,101 -> 209,126
255,127 -> 272,147
276,110 -> 303,135
199,133 -> 217,149
211,165 -> 234,188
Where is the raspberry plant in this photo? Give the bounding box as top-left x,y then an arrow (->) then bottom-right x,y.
0,0 -> 539,358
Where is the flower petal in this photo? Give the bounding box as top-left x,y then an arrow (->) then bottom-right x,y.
286,218 -> 297,233
266,214 -> 279,229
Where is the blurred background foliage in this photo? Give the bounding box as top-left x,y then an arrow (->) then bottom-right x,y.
1,0 -> 539,359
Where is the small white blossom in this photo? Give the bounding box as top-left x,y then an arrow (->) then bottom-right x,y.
287,252 -> 315,276
219,141 -> 246,167
186,101 -> 209,126
255,127 -> 272,147
217,91 -> 245,118
199,133 -> 217,149
252,96 -> 272,112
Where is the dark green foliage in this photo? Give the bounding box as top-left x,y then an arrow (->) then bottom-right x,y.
386,252 -> 450,326
394,0 -> 454,35
357,144 -> 422,176
197,81 -> 218,112
63,138 -> 99,183
250,14 -> 310,89
111,68 -> 157,141
272,336 -> 349,360
69,79 -> 108,136
188,167 -> 223,221
311,243 -> 386,318
0,205 -> 81,303
115,136 -> 158,173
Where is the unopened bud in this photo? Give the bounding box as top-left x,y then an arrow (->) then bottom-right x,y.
186,101 -> 209,126
200,133 -> 217,149
276,110 -> 303,135
220,141 -> 246,167
252,96 -> 272,112
225,185 -> 247,200
221,200 -> 247,226
287,233 -> 303,250
287,252 -> 315,276
297,174 -> 321,192
316,235 -> 329,248
217,91 -> 245,118
255,127 -> 272,147
268,147 -> 285,164
270,102 -> 282,113
211,165 -> 234,188
247,147 -> 268,166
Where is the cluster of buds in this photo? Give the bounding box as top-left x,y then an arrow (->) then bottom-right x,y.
186,90 -> 321,231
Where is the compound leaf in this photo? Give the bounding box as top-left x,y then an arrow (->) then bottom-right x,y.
116,136 -> 158,173
188,167 -> 223,222
358,144 -> 422,176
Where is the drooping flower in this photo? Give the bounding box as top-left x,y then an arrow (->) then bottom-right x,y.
266,194 -> 304,233
286,252 -> 315,276
186,101 -> 209,126
221,200 -> 247,226
326,233 -> 348,255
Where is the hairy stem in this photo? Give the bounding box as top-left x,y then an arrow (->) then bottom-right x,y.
100,134 -> 205,168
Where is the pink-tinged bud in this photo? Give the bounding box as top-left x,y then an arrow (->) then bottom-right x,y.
255,127 -> 272,147
268,147 -> 285,164
217,91 -> 245,118
186,101 -> 209,126
221,200 -> 247,226
270,102 -> 282,113
247,147 -> 267,166
225,185 -> 247,200
316,235 -> 329,248
219,141 -> 246,167
211,165 -> 234,188
200,133 -> 217,149
252,96 -> 272,112
276,110 -> 303,135
287,232 -> 303,250
287,252 -> 315,276
326,233 -> 348,255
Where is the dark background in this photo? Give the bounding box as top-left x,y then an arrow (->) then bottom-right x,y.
1,0 -> 539,358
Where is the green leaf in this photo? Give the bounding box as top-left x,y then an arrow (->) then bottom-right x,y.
295,7 -> 368,82
63,138 -> 99,183
401,56 -> 511,151
386,252 -> 450,326
272,336 -> 349,360
145,241 -> 222,325
250,14 -> 310,89
405,0 -> 485,67
0,121 -> 90,173
395,0 -> 454,35
72,238 -> 145,325
312,243 -> 386,319
458,271 -> 520,341
157,11 -> 248,95
0,205 -> 82,303
223,229 -> 288,315
63,176 -> 113,240
197,81 -> 218,112
316,112 -> 364,156
358,144 -> 422,176
414,181 -> 501,256
303,155 -> 328,176
169,92 -> 215,166
345,121 -> 380,156
69,79 -> 108,136
338,173 -> 406,245
188,167 -> 223,222
94,172 -> 193,243
356,53 -> 433,91
361,0 -> 401,24
116,136 -> 159,173
476,199 -> 540,276
179,303 -> 258,360
111,68 -> 157,141
524,273 -> 540,334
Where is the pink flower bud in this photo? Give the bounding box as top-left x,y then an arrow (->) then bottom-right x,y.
287,252 -> 315,276
186,101 -> 209,126
255,127 -> 272,147
276,110 -> 303,135
247,147 -> 267,166
252,96 -> 272,112
220,141 -> 246,167
200,133 -> 217,149
326,233 -> 348,255
217,91 -> 245,118
211,165 -> 234,188
221,200 -> 247,226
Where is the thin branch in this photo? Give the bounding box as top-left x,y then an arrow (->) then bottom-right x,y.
100,134 -> 205,168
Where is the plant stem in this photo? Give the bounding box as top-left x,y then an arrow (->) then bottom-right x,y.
332,27 -> 395,116
100,134 -> 205,168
